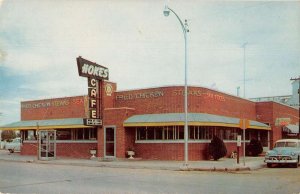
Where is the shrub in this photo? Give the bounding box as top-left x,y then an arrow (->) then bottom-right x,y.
246,139 -> 263,156
1,130 -> 16,141
208,136 -> 227,161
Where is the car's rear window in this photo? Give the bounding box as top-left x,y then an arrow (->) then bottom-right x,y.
286,142 -> 297,147
12,139 -> 20,143
275,142 -> 297,148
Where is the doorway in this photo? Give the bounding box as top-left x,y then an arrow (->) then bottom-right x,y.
38,130 -> 56,160
104,126 -> 116,158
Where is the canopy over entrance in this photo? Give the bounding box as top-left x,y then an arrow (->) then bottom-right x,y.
124,113 -> 271,130
0,118 -> 93,130
283,124 -> 299,134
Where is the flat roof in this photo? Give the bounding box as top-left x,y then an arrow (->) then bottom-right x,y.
124,113 -> 271,130
0,118 -> 93,130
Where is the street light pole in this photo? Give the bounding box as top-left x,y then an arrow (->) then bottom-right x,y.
163,6 -> 189,167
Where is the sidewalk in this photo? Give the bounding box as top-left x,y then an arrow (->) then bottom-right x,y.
0,150 -> 266,171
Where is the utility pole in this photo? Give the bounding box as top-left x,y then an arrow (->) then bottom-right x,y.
0,112 -> 2,142
290,76 -> 300,139
242,43 -> 248,98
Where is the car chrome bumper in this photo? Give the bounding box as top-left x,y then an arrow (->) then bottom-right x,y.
264,159 -> 298,164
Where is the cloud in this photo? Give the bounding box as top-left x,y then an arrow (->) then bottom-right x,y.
0,1 -> 299,125
4,50 -> 51,74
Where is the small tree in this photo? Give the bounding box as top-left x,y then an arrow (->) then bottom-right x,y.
246,139 -> 263,156
208,136 -> 227,161
1,130 -> 16,141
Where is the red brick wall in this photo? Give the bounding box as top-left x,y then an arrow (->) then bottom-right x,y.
272,102 -> 298,125
98,108 -> 135,158
21,142 -> 97,159
134,143 -> 184,160
272,102 -> 298,146
115,86 -> 256,120
256,102 -> 298,148
21,96 -> 87,121
133,142 -> 241,161
56,143 -> 97,158
21,82 -> 117,121
21,142 -> 38,156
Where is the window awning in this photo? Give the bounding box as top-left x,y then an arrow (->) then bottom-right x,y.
123,113 -> 271,130
283,124 -> 299,134
0,118 -> 93,130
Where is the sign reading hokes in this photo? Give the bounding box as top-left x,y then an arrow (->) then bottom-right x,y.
77,56 -> 109,126
77,56 -> 109,80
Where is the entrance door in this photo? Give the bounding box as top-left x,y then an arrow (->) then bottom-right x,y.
104,127 -> 116,158
38,130 -> 56,160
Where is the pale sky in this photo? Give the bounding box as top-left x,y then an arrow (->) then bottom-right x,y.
0,0 -> 299,125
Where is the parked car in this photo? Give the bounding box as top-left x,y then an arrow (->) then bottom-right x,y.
0,140 -> 8,149
5,138 -> 21,153
265,139 -> 300,168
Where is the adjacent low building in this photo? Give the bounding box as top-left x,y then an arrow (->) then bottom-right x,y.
1,82 -> 298,161
250,80 -> 299,109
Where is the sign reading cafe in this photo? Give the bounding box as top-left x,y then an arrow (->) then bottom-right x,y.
77,56 -> 109,126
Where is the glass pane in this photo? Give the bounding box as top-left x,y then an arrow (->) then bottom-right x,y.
155,127 -> 163,140
84,129 -> 89,140
147,127 -> 154,140
57,130 -> 71,140
77,129 -> 83,140
106,128 -> 115,156
106,128 -> 114,141
138,127 -> 146,140
286,142 -> 297,147
178,126 -> 184,140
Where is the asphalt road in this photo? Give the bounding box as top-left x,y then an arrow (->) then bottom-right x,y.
0,160 -> 299,194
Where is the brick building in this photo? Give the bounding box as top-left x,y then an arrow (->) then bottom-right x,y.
1,81 -> 298,161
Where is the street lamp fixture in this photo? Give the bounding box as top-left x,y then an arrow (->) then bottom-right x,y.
163,6 -> 170,17
163,5 -> 189,167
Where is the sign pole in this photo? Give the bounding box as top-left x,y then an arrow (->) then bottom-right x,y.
237,146 -> 240,164
237,135 -> 241,164
239,119 -> 249,166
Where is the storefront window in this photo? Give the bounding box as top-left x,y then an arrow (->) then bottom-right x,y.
57,129 -> 71,140
196,126 -> 214,140
22,130 -> 37,140
135,126 -> 243,141
136,126 -> 184,140
57,128 -> 97,140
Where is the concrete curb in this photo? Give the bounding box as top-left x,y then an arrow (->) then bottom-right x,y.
0,158 -> 265,172
0,153 -> 266,172
34,160 -> 181,171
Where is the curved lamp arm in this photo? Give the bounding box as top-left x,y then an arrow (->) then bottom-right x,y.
164,6 -> 189,37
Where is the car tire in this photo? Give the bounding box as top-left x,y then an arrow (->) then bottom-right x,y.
267,163 -> 272,168
291,162 -> 298,168
295,157 -> 300,168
